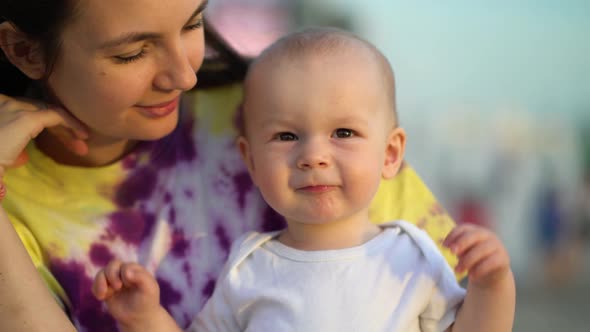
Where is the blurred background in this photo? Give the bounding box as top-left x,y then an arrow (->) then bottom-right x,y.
206,0 -> 590,330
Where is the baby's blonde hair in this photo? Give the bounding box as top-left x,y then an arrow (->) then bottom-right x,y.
245,27 -> 398,126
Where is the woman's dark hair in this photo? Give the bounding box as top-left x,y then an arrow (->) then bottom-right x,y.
198,18 -> 251,89
0,1 -> 249,96
0,0 -> 75,96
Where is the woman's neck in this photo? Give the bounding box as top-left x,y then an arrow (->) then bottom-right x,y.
35,130 -> 138,167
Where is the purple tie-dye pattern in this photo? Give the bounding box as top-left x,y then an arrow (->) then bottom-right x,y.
182,261 -> 193,287
45,104 -> 279,331
89,244 -> 114,267
169,207 -> 177,224
108,210 -> 151,245
149,118 -> 197,169
171,229 -> 190,257
114,166 -> 157,208
50,260 -> 118,331
233,170 -> 253,210
157,277 -> 183,309
201,278 -> 216,298
214,224 -> 231,253
121,152 -> 138,170
262,205 -> 287,232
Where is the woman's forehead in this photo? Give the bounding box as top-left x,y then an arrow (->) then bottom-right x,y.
65,0 -> 204,44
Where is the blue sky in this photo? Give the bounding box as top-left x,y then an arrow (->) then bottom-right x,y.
343,0 -> 590,114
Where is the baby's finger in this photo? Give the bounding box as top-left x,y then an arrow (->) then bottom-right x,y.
468,253 -> 510,283
104,260 -> 124,291
92,271 -> 109,300
443,224 -> 477,248
456,239 -> 496,273
120,263 -> 153,291
446,228 -> 488,256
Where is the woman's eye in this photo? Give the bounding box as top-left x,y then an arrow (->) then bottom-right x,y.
184,17 -> 204,31
276,132 -> 298,141
114,49 -> 147,64
333,128 -> 354,138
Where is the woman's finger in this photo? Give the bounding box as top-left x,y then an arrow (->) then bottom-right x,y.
50,107 -> 89,139
0,108 -> 89,167
46,126 -> 89,156
7,151 -> 29,168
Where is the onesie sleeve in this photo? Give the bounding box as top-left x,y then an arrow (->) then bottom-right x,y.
392,221 -> 466,332
419,262 -> 465,332
187,231 -> 275,332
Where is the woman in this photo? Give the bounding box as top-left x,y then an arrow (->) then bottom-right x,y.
0,0 -> 458,331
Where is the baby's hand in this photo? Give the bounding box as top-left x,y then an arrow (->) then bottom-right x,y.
92,260 -> 161,327
443,224 -> 511,288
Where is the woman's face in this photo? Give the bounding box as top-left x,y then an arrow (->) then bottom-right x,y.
47,0 -> 206,142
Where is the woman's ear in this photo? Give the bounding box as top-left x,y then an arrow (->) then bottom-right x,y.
382,127 -> 406,179
236,136 -> 257,186
0,22 -> 46,79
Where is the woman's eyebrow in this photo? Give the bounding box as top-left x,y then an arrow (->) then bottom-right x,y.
98,0 -> 209,50
186,0 -> 209,25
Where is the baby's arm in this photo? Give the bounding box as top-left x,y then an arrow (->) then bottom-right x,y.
92,260 -> 182,332
443,224 -> 515,332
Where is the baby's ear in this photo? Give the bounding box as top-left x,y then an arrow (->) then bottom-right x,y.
0,22 -> 46,79
382,127 -> 406,179
236,136 -> 257,185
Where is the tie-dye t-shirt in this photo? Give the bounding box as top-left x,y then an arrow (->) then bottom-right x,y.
2,84 -> 458,332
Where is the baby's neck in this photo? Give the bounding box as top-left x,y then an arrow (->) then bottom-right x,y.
278,218 -> 382,251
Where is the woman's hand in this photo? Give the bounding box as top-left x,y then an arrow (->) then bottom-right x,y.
0,93 -> 88,176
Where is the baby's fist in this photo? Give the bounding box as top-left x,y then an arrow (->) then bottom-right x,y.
444,224 -> 511,287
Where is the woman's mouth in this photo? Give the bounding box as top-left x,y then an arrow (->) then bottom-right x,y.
135,97 -> 180,118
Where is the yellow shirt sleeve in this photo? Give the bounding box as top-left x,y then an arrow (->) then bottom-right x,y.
5,212 -> 70,310
369,164 -> 463,278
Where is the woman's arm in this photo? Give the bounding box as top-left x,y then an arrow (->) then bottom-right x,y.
0,93 -> 88,331
0,207 -> 77,332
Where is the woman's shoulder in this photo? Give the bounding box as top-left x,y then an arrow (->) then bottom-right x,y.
369,163 -> 462,277
182,83 -> 244,136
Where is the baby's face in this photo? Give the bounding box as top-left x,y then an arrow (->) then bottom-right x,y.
239,51 -> 395,226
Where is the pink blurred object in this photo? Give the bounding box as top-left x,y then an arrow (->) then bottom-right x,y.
206,0 -> 294,58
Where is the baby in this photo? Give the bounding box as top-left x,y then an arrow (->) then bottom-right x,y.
93,27 -> 515,332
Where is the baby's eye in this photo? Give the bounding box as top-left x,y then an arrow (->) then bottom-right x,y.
333,128 -> 354,138
276,132 -> 298,141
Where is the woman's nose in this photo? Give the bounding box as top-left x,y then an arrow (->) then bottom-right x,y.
154,44 -> 198,91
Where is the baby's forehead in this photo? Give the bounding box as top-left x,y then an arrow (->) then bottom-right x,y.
243,29 -> 397,125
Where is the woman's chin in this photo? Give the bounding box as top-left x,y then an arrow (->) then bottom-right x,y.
131,116 -> 179,141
